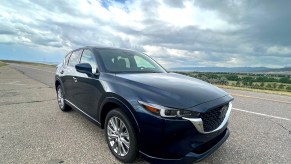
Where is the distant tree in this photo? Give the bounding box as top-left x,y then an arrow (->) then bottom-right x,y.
256,77 -> 278,83
242,81 -> 248,86
242,77 -> 255,82
220,77 -> 229,85
200,75 -> 209,82
254,84 -> 260,89
260,82 -> 265,87
286,86 -> 291,92
272,83 -> 277,89
225,74 -> 240,81
279,77 -> 291,84
266,84 -> 272,88
236,81 -> 241,86
278,84 -> 285,89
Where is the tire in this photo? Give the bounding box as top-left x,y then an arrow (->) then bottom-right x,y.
56,85 -> 71,111
105,109 -> 138,163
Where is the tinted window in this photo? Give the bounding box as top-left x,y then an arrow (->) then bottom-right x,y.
134,56 -> 155,68
64,52 -> 71,65
98,49 -> 166,73
80,50 -> 98,73
68,50 -> 82,67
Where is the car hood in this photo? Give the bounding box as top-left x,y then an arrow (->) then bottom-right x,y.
115,73 -> 229,109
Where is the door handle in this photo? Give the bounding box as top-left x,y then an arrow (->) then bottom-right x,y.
73,77 -> 78,82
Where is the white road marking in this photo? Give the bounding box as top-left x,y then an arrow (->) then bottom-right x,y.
11,64 -> 55,74
233,107 -> 290,121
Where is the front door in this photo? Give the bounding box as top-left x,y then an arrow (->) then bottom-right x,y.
74,49 -> 103,119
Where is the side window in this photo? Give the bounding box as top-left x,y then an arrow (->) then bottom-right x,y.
64,52 -> 71,66
80,50 -> 98,73
134,55 -> 155,68
68,50 -> 82,67
117,56 -> 130,68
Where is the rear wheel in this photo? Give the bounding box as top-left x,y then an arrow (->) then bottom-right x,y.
105,109 -> 138,163
56,85 -> 71,111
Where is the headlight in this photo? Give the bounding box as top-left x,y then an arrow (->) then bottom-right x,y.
138,101 -> 200,118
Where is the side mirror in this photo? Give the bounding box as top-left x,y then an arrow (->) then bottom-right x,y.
75,63 -> 92,75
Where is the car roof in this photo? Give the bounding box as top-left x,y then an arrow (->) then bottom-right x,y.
81,46 -> 134,52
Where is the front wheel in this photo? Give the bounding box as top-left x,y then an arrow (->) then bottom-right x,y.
105,109 -> 138,163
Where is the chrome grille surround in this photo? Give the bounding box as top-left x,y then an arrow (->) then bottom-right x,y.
183,102 -> 232,134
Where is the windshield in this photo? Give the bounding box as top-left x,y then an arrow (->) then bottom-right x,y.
97,49 -> 167,73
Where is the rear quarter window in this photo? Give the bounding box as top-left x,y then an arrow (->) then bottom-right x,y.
64,52 -> 72,66
68,49 -> 83,67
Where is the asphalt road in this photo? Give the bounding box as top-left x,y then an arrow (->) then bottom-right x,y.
1,64 -> 290,163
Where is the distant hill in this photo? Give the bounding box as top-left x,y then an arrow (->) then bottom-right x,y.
256,67 -> 291,72
168,67 -> 269,72
168,66 -> 291,73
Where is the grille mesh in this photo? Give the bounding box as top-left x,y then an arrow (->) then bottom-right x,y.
200,105 -> 228,132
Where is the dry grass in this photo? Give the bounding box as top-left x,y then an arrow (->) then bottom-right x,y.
0,60 -> 56,68
216,84 -> 291,97
0,61 -> 8,67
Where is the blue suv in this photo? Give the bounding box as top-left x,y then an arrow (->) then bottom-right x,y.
55,47 -> 233,163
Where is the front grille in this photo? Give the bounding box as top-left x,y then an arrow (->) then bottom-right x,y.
200,104 -> 228,132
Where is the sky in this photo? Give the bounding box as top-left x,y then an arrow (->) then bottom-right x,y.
0,0 -> 291,68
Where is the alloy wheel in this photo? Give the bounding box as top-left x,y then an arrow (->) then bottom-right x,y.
107,116 -> 130,157
57,87 -> 64,109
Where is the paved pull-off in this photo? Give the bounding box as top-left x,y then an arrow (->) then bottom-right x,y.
1,64 -> 290,163
0,66 -> 121,164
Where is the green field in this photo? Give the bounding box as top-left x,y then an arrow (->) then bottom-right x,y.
176,71 -> 291,96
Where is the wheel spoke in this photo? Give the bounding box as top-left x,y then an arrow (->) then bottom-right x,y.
109,119 -> 117,131
121,132 -> 129,138
112,140 -> 118,152
120,140 -> 126,154
115,117 -> 120,129
107,125 -> 115,134
120,121 -> 125,132
108,133 -> 118,139
117,140 -> 121,155
120,138 -> 129,149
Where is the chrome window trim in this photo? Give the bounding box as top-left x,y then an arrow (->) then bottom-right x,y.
183,102 -> 232,134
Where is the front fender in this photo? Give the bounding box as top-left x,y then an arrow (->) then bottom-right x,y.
98,93 -> 140,133
55,76 -> 65,93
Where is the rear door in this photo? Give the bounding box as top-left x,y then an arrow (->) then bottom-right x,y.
74,49 -> 103,118
63,49 -> 83,103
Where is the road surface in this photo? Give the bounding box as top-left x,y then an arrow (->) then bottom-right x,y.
0,63 -> 290,163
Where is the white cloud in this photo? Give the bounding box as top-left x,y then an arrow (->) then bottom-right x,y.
0,0 -> 290,67
158,1 -> 239,31
266,46 -> 291,55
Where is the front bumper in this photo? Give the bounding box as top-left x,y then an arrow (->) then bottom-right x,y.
140,128 -> 230,164
134,96 -> 233,163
